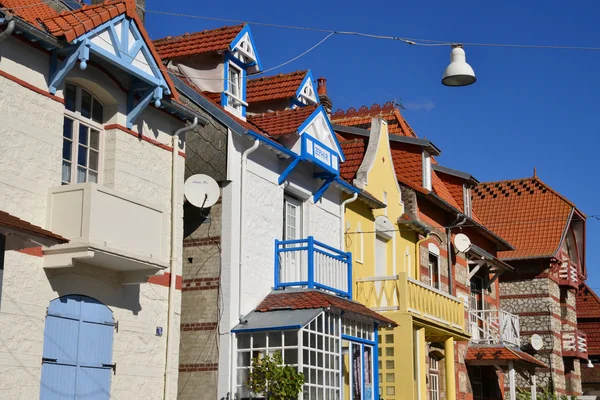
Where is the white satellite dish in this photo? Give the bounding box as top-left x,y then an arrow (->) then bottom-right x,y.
453,233 -> 472,253
184,174 -> 220,208
530,334 -> 544,351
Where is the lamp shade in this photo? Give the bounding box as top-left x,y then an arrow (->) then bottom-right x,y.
588,359 -> 594,369
442,45 -> 476,87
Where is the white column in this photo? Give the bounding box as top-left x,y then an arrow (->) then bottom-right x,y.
531,373 -> 537,399
508,361 -> 516,400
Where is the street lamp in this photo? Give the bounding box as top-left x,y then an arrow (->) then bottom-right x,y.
442,44 -> 476,87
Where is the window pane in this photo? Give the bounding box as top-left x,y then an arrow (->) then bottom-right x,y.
268,332 -> 282,347
92,98 -> 103,123
79,125 -> 88,145
62,161 -> 71,184
238,334 -> 250,349
89,171 -> 98,183
65,84 -> 76,112
237,351 -> 251,367
62,139 -> 72,161
284,331 -> 298,347
78,145 -> 87,166
63,117 -> 73,139
77,167 -> 86,183
81,90 -> 92,118
89,150 -> 98,170
253,333 -> 266,348
90,130 -> 100,150
284,349 -> 298,364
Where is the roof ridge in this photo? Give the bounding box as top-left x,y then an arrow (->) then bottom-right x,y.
248,70 -> 308,83
332,101 -> 397,119
153,23 -> 245,43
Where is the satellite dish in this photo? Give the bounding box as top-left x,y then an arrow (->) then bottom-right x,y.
184,174 -> 220,208
530,334 -> 544,351
453,233 -> 472,253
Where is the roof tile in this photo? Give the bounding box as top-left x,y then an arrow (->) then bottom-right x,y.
578,284 -> 600,320
248,105 -> 318,137
153,24 -> 244,60
472,177 -> 574,259
247,71 -> 307,103
0,210 -> 67,244
255,290 -> 397,327
465,345 -> 547,368
339,138 -> 367,181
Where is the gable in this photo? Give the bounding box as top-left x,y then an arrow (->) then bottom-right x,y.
299,107 -> 345,163
229,25 -> 262,74
295,70 -> 317,106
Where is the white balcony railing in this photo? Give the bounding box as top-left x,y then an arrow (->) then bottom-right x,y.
43,183 -> 168,276
562,330 -> 588,359
558,262 -> 578,288
469,309 -> 520,347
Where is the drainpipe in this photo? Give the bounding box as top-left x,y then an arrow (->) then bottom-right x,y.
238,139 -> 260,320
164,117 -> 198,400
340,192 -> 358,249
415,231 -> 431,280
0,15 -> 15,43
446,215 -> 467,295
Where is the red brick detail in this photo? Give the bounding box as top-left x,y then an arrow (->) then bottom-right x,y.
182,277 -> 220,291
0,69 -> 64,104
183,237 -> 221,247
148,273 -> 182,290
16,246 -> 43,257
179,363 -> 218,372
181,322 -> 217,332
104,124 -> 186,157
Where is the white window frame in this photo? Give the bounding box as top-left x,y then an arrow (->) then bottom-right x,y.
422,151 -> 432,191
429,357 -> 440,400
62,83 -> 104,185
225,62 -> 247,115
428,253 -> 440,290
463,185 -> 472,217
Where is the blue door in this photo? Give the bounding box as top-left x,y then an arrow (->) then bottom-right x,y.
40,295 -> 114,399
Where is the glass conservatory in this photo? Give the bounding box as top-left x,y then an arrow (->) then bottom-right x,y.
233,300 -> 387,400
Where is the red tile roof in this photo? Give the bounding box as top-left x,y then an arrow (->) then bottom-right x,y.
0,210 -> 67,245
246,71 -> 307,103
465,345 -> 547,368
248,105 -> 319,137
339,139 -> 367,181
0,0 -> 57,27
41,0 -> 128,42
153,24 -> 244,60
579,321 -> 600,356
256,290 -> 397,327
332,102 -> 417,138
577,284 -> 600,319
472,177 -> 575,260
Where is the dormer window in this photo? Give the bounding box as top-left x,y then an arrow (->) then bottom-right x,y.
464,185 -> 472,217
226,62 -> 245,115
422,151 -> 432,190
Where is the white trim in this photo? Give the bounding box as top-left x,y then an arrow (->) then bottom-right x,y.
427,243 -> 440,256
422,151 -> 432,191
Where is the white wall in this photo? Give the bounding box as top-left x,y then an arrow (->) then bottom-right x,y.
217,133 -> 342,398
0,35 -> 185,399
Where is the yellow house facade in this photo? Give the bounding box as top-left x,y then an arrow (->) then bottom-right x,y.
337,118 -> 470,400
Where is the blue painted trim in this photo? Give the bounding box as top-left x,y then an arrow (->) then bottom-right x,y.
120,18 -> 129,55
232,325 -> 301,333
341,334 -> 377,346
362,343 -> 366,400
274,239 -> 280,290
297,105 -> 346,162
313,177 -> 335,202
241,68 -> 247,117
334,178 -> 360,194
126,87 -> 161,128
307,236 -> 315,289
278,158 -> 301,185
302,134 -> 339,177
295,69 -> 317,104
313,283 -> 351,298
48,41 -> 90,94
229,24 -> 263,71
290,98 -> 305,108
72,14 -> 125,44
347,251 -> 353,299
373,324 -> 379,400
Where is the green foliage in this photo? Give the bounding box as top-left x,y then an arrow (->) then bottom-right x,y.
246,351 -> 304,400
516,385 -> 578,400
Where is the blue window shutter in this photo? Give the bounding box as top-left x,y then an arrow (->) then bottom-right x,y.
40,295 -> 114,400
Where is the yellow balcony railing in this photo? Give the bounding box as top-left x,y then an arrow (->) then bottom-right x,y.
355,273 -> 468,334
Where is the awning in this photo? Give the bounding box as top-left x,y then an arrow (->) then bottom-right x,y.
0,210 -> 67,250
467,243 -> 513,284
232,309 -> 322,333
465,345 -> 547,371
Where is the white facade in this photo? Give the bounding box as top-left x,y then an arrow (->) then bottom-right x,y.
0,32 -> 186,399
217,132 -> 343,398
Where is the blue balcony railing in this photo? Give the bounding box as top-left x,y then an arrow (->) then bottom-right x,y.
274,237 -> 352,299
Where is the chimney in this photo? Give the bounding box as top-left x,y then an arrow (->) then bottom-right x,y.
92,0 -> 145,22
317,77 -> 332,116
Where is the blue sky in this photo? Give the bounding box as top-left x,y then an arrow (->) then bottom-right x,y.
145,0 -> 600,288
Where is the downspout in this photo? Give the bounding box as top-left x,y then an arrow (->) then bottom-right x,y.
446,215 -> 467,295
164,117 -> 198,400
340,192 -> 358,249
238,139 -> 260,320
415,231 -> 431,280
0,15 -> 15,43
